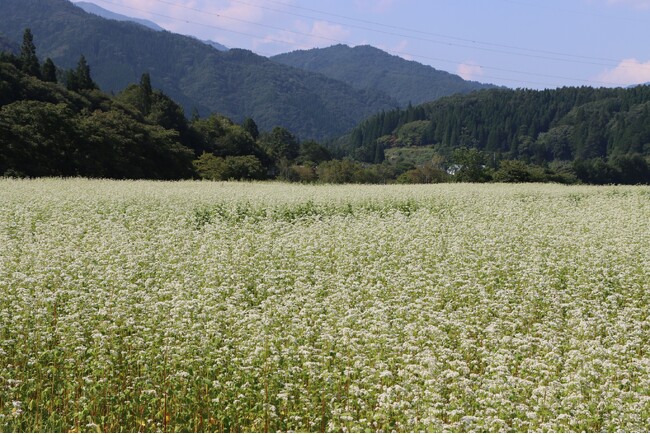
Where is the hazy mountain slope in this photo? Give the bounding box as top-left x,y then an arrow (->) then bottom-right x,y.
74,1 -> 164,31
272,44 -> 495,106
200,39 -> 229,52
0,0 -> 397,139
74,2 -> 229,51
0,35 -> 19,55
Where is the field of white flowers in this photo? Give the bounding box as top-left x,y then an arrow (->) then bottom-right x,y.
1,179 -> 649,432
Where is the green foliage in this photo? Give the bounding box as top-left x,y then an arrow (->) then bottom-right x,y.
397,163 -> 449,184
0,0 -> 397,140
242,117 -> 259,141
65,55 -> 97,91
396,120 -> 432,146
259,126 -> 299,163
41,57 -> 56,83
384,147 -> 439,169
286,164 -> 318,183
19,28 -> 40,78
493,160 -> 548,183
573,155 -> 650,185
344,86 -> 650,184
0,54 -> 194,179
297,140 -> 332,165
316,159 -> 395,184
77,108 -> 194,179
0,100 -> 77,176
190,114 -> 261,158
193,153 -> 265,181
452,147 -> 492,183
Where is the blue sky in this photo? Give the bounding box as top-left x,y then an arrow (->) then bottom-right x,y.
72,0 -> 650,89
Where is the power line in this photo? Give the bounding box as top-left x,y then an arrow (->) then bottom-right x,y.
256,0 -> 626,64
144,0 -> 650,78
84,0 -> 634,88
145,0 -> 629,69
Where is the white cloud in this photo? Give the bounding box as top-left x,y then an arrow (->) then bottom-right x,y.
159,0 -> 265,39
597,58 -> 650,86
457,61 -> 484,81
88,0 -> 267,46
257,20 -> 350,52
375,40 -> 412,60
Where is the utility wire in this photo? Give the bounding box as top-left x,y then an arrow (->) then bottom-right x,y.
256,0 -> 626,64
85,0 -> 634,88
146,0 -> 631,69
145,0 -> 650,76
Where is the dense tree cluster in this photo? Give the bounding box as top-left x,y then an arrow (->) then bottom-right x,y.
342,87 -> 650,184
2,29 -> 649,185
0,30 -> 332,180
0,34 -> 193,178
0,0 -> 397,141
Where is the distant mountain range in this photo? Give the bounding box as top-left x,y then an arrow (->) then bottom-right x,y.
74,2 -> 229,52
0,35 -> 19,55
74,1 -> 164,31
272,45 -> 494,107
0,0 -> 493,140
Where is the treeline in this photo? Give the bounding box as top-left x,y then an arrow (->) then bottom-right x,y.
0,29 -> 336,180
343,87 -> 650,184
3,29 -> 649,184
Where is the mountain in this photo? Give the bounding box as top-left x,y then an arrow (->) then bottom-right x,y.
0,34 -> 19,55
74,2 -> 229,51
0,0 -> 397,140
74,1 -> 164,31
343,86 -> 650,176
201,39 -> 229,52
272,44 -> 495,107
0,58 -> 196,179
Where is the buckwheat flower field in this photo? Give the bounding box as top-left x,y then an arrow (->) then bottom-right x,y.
1,179 -> 649,432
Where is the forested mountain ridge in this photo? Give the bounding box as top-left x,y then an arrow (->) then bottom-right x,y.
2,39 -> 648,185
74,2 -> 229,51
0,35 -> 19,55
272,44 -> 495,106
342,86 -> 650,184
0,42 -> 336,180
74,1 -> 165,31
0,56 -> 195,178
0,0 -> 397,140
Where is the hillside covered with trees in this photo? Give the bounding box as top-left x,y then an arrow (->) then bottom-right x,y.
0,0 -> 398,141
2,27 -> 649,185
0,30 -> 336,180
340,87 -> 650,184
272,44 -> 494,107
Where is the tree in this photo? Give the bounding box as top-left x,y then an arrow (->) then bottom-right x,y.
397,162 -> 449,184
193,153 -> 265,180
242,117 -> 259,141
452,147 -> 491,182
140,72 -> 153,115
0,100 -> 77,176
20,28 -> 41,78
259,126 -> 299,163
41,58 -> 57,83
67,55 -> 97,91
497,160 -> 529,183
297,140 -> 331,164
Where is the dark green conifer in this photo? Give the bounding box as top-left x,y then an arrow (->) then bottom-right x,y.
20,28 -> 41,78
41,58 -> 57,83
